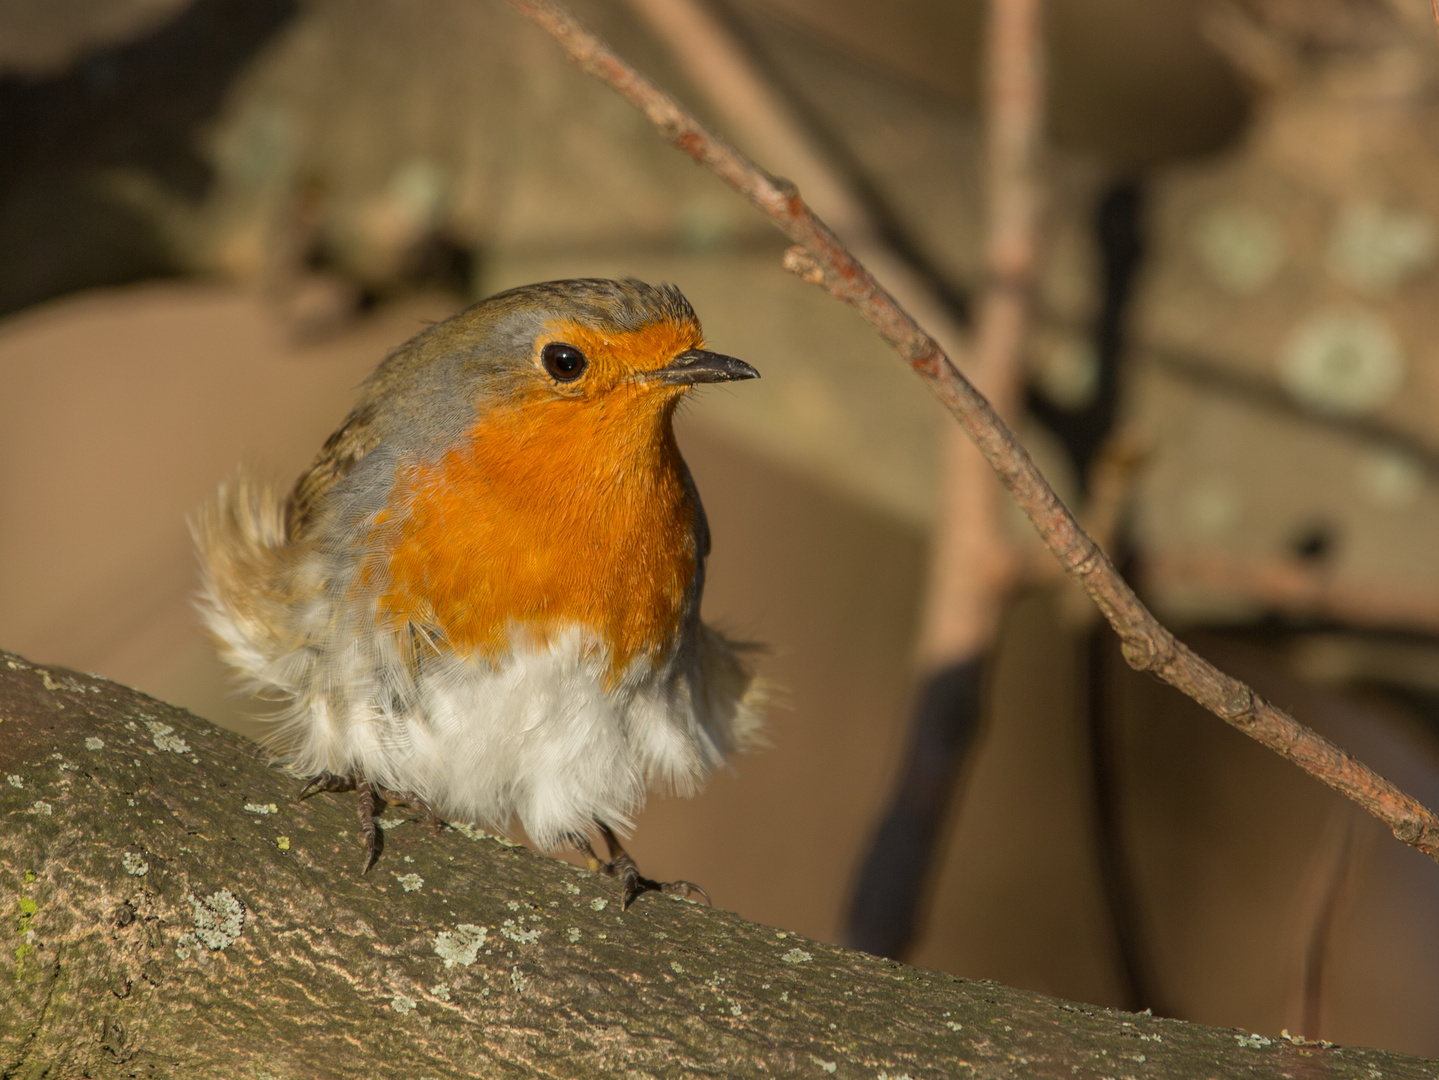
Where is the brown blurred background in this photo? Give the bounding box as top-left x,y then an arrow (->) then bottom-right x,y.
4,0 -> 1439,1058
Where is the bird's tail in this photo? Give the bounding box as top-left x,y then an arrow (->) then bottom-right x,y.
191,471 -> 297,693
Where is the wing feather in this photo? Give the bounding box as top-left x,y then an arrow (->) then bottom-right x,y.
285,404 -> 380,540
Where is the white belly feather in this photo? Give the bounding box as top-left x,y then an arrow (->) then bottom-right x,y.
239,622 -> 760,850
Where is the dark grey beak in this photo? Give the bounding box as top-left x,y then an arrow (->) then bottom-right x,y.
646,349 -> 760,386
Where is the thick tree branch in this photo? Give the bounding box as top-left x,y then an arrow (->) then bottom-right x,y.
502,0 -> 1439,864
3,653 -> 1435,1076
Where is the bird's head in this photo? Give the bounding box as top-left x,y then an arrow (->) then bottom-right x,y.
375,279 -> 757,450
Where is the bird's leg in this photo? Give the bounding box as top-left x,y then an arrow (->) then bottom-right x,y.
575,822 -> 711,911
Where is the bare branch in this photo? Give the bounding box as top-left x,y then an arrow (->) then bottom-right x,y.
912,0 -> 1044,669
502,0 -> 1439,863
1143,549 -> 1439,637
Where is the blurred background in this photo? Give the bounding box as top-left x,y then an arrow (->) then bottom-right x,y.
4,0 -> 1439,1057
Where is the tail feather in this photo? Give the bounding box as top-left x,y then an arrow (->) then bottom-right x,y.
694,623 -> 771,755
192,472 -> 296,693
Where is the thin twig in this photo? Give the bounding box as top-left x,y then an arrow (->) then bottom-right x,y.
974,0 -> 1043,390
503,0 -> 1439,863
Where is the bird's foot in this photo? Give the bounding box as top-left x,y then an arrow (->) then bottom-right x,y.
576,822 -> 712,911
298,772 -> 446,873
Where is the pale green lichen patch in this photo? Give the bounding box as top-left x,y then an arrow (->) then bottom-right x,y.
1190,202 -> 1284,294
144,720 -> 191,755
84,737 -> 104,751
567,927 -> 581,943
394,873 -> 423,892
433,924 -> 487,967
808,1054 -> 837,1074
589,898 -> 608,912
121,852 -> 149,877
500,919 -> 540,945
189,889 -> 246,949
244,803 -> 279,815
6,775 -> 22,789
450,821 -> 520,847
28,801 -> 52,816
1327,201 -> 1435,294
391,994 -> 418,1015
429,982 -> 451,1001
781,948 -> 813,964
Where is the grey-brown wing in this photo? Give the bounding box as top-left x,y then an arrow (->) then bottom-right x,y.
284,404 -> 380,541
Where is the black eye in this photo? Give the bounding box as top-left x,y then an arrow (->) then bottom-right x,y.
541,342 -> 588,382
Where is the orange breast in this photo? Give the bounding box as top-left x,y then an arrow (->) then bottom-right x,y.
370,387 -> 697,677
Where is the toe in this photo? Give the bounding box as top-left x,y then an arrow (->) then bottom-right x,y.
661,880 -> 712,906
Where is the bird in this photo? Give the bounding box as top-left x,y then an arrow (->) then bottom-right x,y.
194,277 -> 765,907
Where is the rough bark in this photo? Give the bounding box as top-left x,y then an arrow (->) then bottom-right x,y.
1,650 -> 1433,1079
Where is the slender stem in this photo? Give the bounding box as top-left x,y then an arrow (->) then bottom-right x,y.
915,0 -> 1042,667
503,0 -> 1439,863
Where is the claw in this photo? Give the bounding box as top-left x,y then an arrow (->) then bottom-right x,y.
357,777 -> 381,874
662,880 -> 712,906
374,784 -> 447,835
577,822 -> 712,910
298,770 -> 355,800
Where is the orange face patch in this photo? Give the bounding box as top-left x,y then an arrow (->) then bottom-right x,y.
368,318 -> 703,677
531,317 -> 704,396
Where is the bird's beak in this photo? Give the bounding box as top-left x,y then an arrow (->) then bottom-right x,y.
644,349 -> 760,386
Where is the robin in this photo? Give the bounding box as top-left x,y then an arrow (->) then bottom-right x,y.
195,278 -> 765,907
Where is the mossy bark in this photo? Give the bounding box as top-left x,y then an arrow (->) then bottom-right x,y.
1,650 -> 1433,1079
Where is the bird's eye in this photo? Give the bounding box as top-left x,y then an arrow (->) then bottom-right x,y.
541,342 -> 588,382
